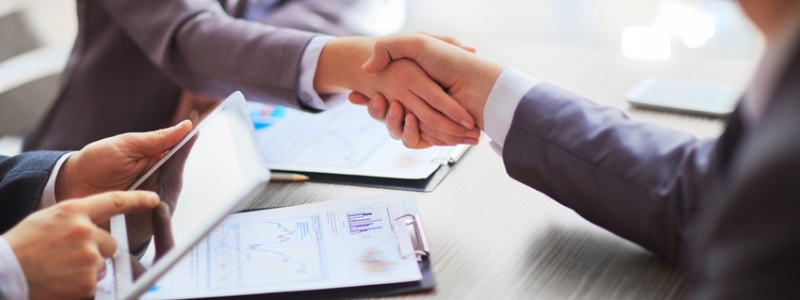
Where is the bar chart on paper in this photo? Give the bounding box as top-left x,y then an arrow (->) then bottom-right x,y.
347,211 -> 382,234
340,205 -> 393,240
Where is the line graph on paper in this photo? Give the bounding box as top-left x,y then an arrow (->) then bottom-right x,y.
339,204 -> 393,241
207,216 -> 326,289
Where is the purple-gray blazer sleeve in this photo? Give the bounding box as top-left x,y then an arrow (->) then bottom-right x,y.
0,151 -> 66,233
97,0 -> 317,107
502,83 -> 717,262
258,0 -> 381,36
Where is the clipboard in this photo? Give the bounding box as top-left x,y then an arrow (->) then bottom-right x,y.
273,145 -> 470,192
204,213 -> 435,300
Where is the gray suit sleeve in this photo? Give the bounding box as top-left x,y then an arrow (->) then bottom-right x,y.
97,0 -> 317,107
0,151 -> 66,233
258,0 -> 402,36
502,83 -> 718,262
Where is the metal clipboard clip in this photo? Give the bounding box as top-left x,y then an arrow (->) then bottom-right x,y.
393,214 -> 430,261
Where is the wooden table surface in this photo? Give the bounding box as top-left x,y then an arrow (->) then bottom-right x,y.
243,1 -> 761,299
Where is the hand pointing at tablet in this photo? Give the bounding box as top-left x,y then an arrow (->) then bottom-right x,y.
3,191 -> 160,299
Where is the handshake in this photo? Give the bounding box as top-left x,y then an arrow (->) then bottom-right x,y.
317,32 -> 506,149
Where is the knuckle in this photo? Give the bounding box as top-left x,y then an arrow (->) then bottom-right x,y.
69,223 -> 94,240
107,192 -> 127,209
57,202 -> 82,215
428,94 -> 442,110
78,245 -> 100,264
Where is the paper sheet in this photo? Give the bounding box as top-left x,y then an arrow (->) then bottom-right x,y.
137,194 -> 423,299
250,102 -> 455,179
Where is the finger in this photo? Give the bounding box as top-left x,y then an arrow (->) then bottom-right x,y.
367,93 -> 390,123
82,191 -> 161,223
407,74 -> 476,129
348,91 -> 370,105
419,120 -> 480,145
397,90 -> 473,137
152,202 -> 174,263
119,120 -> 193,156
386,101 -> 405,140
95,229 -> 118,258
401,114 -> 432,149
420,131 -> 451,146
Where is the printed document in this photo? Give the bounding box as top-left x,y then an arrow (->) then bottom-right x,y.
139,194 -> 422,299
249,102 -> 457,179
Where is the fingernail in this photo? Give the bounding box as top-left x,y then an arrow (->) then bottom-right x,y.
466,130 -> 480,138
372,100 -> 380,110
460,120 -> 473,129
389,107 -> 396,118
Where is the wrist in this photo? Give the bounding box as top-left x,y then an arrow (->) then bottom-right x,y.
54,154 -> 80,202
313,36 -> 377,94
461,58 -> 504,129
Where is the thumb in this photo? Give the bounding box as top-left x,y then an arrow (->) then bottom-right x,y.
122,120 -> 193,156
82,191 -> 161,223
362,37 -> 399,74
362,33 -> 475,73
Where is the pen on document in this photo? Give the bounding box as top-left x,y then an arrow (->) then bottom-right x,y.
270,172 -> 309,182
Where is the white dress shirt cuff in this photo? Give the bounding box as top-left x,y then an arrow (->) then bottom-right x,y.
38,152 -> 75,209
298,35 -> 348,110
0,237 -> 28,300
483,68 -> 540,149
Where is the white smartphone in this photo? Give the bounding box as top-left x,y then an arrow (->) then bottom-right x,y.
626,78 -> 744,117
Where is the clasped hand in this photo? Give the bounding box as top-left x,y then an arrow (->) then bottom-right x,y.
348,33 -> 505,149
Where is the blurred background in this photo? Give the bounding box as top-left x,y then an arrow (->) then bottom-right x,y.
0,0 -> 761,155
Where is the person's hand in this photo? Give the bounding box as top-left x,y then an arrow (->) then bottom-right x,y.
358,33 -> 506,145
55,120 -> 193,201
54,120 -> 193,252
313,36 -> 481,144
2,191 -> 160,299
349,92 -> 450,148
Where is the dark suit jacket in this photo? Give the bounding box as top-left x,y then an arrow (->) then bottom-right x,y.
0,151 -> 65,233
502,35 -> 800,297
24,0 -> 367,151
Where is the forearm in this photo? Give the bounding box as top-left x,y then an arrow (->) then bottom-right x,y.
503,83 -> 717,262
258,0 -> 399,36
98,0 -> 315,107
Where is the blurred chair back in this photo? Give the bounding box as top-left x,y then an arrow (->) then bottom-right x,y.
0,0 -> 76,155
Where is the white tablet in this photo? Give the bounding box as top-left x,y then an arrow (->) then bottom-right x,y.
99,91 -> 270,300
